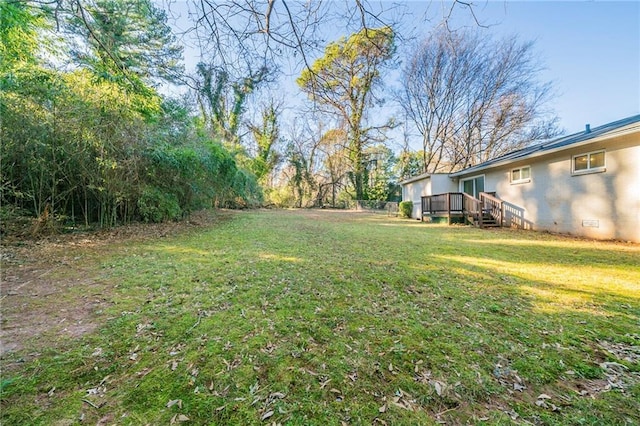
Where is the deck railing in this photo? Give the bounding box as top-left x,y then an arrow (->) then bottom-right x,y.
421,191 -> 508,228
422,192 -> 464,214
462,192 -> 484,227
479,192 -> 503,227
462,193 -> 481,215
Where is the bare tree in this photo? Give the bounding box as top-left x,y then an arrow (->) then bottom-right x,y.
399,27 -> 560,173
185,0 -> 407,74
316,128 -> 350,207
297,26 -> 396,200
286,117 -> 336,207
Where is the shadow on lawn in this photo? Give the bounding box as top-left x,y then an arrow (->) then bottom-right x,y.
431,254 -> 638,317
457,236 -> 639,266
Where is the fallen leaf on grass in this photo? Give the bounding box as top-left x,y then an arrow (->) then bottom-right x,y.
535,393 -> 561,411
166,399 -> 182,409
386,389 -> 417,411
268,392 -> 286,401
86,386 -> 106,396
136,368 -> 152,378
505,409 -> 519,420
431,380 -> 447,397
390,399 -> 413,411
300,367 -> 318,376
261,342 -> 277,354
170,414 -> 190,423
260,410 -> 274,421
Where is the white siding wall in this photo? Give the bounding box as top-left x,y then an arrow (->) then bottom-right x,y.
481,133 -> 640,242
401,174 -> 457,219
431,174 -> 458,194
402,178 -> 431,219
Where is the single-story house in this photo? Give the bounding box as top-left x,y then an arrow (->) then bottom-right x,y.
400,114 -> 640,242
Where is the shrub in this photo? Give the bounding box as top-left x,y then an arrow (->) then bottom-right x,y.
265,187 -> 295,208
399,201 -> 413,218
137,187 -> 182,223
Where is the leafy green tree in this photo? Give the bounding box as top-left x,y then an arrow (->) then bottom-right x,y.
362,145 -> 396,201
248,101 -> 281,185
395,149 -> 424,180
195,63 -> 268,149
1,1 -> 263,232
1,67 -> 145,225
68,0 -> 183,93
283,141 -> 315,208
297,26 -> 395,200
0,1 -> 44,70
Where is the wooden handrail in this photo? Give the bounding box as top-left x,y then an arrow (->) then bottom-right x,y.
420,191 -> 523,229
479,191 -> 502,205
479,192 -> 503,227
421,193 -> 464,214
461,192 -> 482,226
461,192 -> 480,213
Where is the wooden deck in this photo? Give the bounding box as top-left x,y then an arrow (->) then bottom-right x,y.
421,192 -> 505,228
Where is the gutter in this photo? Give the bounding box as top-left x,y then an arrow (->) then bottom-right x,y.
399,172 -> 432,185
449,122 -> 640,178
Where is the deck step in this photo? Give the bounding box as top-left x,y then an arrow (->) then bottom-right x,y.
473,214 -> 500,228
480,223 -> 500,228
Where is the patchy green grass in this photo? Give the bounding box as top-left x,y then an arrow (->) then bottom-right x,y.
2,209 -> 639,425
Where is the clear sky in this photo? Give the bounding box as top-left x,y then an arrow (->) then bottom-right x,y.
451,0 -> 640,133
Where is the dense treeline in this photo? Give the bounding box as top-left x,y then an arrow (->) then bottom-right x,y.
1,1 -> 261,231
2,1 -> 559,227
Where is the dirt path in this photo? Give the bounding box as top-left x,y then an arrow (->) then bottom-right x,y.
0,211 -> 224,360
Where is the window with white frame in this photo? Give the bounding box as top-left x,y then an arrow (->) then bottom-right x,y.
510,166 -> 531,184
572,150 -> 605,174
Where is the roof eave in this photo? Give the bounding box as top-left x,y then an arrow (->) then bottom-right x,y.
399,172 -> 431,185
449,123 -> 640,177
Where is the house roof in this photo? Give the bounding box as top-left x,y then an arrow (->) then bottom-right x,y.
398,172 -> 431,185
449,114 -> 640,177
398,172 -> 453,185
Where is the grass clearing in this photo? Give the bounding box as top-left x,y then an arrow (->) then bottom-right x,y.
1,209 -> 639,425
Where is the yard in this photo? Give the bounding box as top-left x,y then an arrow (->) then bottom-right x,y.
1,209 -> 639,425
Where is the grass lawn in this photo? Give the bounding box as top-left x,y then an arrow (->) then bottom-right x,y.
1,209 -> 639,425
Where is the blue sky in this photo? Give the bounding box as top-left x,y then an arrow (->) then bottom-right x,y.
452,1 -> 640,133
166,1 -> 639,136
